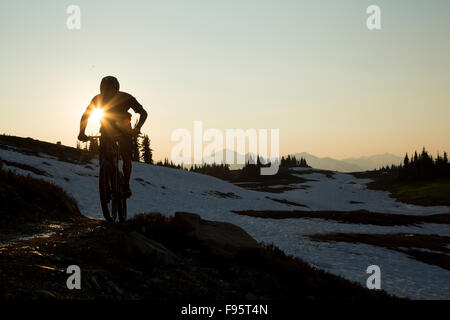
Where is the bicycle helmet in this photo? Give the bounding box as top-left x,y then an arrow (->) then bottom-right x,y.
100,76 -> 120,95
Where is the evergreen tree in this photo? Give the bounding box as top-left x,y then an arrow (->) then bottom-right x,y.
403,153 -> 409,166
88,138 -> 99,155
140,134 -> 153,164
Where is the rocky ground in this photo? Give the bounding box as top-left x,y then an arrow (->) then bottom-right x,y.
0,158 -> 396,300
0,211 -> 396,300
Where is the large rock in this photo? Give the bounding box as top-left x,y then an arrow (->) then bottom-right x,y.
174,212 -> 260,259
125,231 -> 179,265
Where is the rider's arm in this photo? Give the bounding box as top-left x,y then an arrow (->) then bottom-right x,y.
79,99 -> 95,134
130,98 -> 148,131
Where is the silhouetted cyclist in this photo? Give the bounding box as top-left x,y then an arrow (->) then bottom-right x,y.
78,76 -> 148,198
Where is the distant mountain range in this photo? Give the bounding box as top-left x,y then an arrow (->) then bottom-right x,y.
291,152 -> 403,172
204,150 -> 403,172
342,153 -> 404,172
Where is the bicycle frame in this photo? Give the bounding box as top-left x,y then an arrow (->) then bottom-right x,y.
90,134 -> 127,222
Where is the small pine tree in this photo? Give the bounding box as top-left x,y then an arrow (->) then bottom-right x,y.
88,138 -> 99,155
140,134 -> 153,164
403,153 -> 409,166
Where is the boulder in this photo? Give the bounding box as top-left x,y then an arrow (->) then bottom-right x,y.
174,212 -> 260,259
125,231 -> 179,265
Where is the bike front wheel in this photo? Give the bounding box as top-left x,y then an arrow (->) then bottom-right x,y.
99,163 -> 119,222
118,173 -> 127,222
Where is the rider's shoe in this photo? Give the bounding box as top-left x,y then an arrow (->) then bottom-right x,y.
123,184 -> 132,198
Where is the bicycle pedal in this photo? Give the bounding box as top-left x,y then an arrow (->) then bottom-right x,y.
122,189 -> 132,198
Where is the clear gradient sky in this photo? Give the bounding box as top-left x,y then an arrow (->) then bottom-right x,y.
1,0 -> 449,161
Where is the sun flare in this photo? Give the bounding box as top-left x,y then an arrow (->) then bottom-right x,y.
90,107 -> 104,122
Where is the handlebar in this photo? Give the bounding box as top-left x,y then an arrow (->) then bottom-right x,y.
79,135 -> 100,142
81,131 -> 140,142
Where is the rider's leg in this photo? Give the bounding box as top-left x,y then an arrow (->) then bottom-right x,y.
119,136 -> 133,197
99,135 -> 112,201
122,156 -> 132,186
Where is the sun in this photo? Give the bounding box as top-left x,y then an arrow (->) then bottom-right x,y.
90,107 -> 104,122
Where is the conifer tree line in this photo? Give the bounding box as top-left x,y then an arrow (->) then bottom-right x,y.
240,155 -> 310,179
155,158 -> 184,169
76,139 -> 312,180
400,148 -> 449,181
279,155 -> 310,168
152,160 -> 229,180
157,154 -> 310,180
376,147 -> 450,181
152,154 -> 310,181
190,163 -> 231,179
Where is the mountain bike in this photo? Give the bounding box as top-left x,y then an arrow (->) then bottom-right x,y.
88,134 -> 127,223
